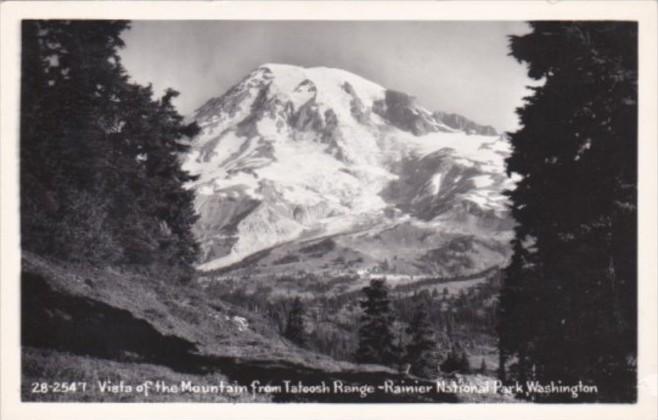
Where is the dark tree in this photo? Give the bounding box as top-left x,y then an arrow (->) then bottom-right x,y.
405,303 -> 439,378
284,297 -> 306,347
498,22 -> 637,402
458,350 -> 471,373
479,358 -> 487,374
20,20 -> 200,278
440,345 -> 470,374
355,279 -> 399,366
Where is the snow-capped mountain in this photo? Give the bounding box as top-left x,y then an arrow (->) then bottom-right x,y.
183,63 -> 516,277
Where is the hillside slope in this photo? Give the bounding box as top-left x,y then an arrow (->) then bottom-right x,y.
21,253 -> 459,402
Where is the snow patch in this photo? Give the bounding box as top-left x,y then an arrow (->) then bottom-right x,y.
431,173 -> 443,194
471,175 -> 494,188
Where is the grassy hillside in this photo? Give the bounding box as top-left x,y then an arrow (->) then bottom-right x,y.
21,253 -> 463,402
23,347 -> 267,402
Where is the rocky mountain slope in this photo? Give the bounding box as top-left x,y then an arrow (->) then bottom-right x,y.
183,64 -> 516,277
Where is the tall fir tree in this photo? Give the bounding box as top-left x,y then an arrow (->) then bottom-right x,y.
284,297 -> 306,347
405,303 -> 439,378
20,20 -> 200,278
440,344 -> 470,374
355,279 -> 399,366
498,22 -> 637,402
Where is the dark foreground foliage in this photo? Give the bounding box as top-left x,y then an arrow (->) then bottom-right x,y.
498,21 -> 637,402
21,20 -> 199,279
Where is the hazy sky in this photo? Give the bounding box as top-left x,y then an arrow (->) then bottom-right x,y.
121,21 -> 532,132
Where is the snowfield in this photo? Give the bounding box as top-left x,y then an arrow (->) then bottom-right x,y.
183,64 -> 516,273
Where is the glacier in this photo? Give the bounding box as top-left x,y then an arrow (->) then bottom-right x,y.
182,63 -> 516,276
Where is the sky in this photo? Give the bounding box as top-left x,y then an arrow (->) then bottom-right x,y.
120,21 -> 533,132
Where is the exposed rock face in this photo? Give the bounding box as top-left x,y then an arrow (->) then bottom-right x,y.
183,63 -> 515,276
433,111 -> 498,136
373,90 -> 451,136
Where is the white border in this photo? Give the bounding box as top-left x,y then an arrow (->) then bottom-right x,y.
1,2 -> 656,419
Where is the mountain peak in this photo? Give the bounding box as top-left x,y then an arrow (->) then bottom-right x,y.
185,64 -> 514,272
256,62 -> 383,87
250,63 -> 386,112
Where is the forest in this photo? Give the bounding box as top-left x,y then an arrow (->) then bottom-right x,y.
206,271 -> 500,372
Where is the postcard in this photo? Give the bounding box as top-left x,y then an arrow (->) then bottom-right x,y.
1,1 -> 656,419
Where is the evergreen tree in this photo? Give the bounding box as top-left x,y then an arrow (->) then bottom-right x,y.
284,297 -> 306,347
440,345 -> 470,374
20,20 -> 200,278
405,303 -> 439,378
458,350 -> 471,373
479,358 -> 487,374
498,22 -> 637,401
355,279 -> 398,366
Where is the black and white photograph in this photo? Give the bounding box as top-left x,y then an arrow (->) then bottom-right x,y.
1,1 -> 657,419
